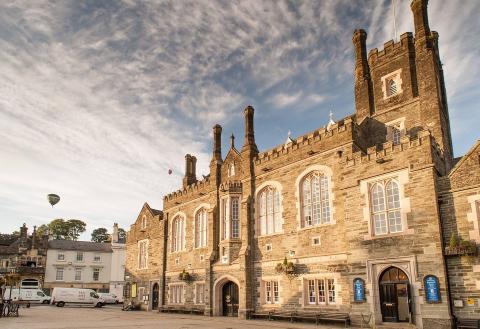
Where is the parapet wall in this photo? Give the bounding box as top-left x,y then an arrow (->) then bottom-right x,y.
163,177 -> 213,206
368,32 -> 415,66
255,116 -> 356,168
345,129 -> 443,167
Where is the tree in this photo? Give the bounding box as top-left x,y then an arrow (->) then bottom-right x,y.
48,218 -> 87,240
91,228 -> 109,243
66,219 -> 86,241
48,219 -> 69,240
36,224 -> 49,237
118,228 -> 127,243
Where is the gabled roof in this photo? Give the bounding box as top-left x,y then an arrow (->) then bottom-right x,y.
48,240 -> 112,252
449,140 -> 480,177
141,202 -> 162,217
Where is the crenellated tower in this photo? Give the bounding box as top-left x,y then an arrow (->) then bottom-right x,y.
353,0 -> 453,170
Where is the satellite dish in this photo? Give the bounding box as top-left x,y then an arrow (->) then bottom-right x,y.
47,194 -> 60,207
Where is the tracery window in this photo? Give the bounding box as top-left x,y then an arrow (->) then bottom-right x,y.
258,186 -> 282,235
172,216 -> 185,252
195,208 -> 208,248
370,179 -> 402,235
301,172 -> 331,227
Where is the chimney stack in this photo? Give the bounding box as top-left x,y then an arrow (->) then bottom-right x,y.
242,106 -> 258,152
182,154 -> 197,188
212,124 -> 222,162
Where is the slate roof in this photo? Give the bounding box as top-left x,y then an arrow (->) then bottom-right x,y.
48,240 -> 112,252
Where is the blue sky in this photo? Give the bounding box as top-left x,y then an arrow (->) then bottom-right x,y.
1,0 -> 479,238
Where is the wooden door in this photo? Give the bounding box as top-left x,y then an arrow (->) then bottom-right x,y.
222,281 -> 239,316
380,283 -> 398,322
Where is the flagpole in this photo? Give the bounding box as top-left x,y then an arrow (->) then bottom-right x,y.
392,0 -> 398,42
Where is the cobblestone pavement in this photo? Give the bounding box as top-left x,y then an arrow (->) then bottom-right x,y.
1,305 -> 357,329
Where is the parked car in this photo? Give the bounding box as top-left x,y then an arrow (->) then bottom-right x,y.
50,288 -> 104,307
97,293 -> 119,304
4,288 -> 51,304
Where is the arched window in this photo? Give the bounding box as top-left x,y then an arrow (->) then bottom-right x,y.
387,79 -> 398,97
195,209 -> 208,248
258,186 -> 281,235
171,216 -> 185,252
141,215 -> 147,229
370,179 -> 402,235
228,163 -> 235,177
301,172 -> 331,227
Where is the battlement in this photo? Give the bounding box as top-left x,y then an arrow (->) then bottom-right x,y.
164,176 -> 212,202
254,116 -> 355,166
345,129 -> 444,167
220,180 -> 242,194
368,32 -> 414,65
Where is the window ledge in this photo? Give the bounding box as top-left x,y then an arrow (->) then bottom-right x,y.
363,228 -> 414,241
256,232 -> 284,238
297,221 -> 336,232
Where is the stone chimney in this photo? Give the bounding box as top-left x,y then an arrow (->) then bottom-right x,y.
182,154 -> 197,188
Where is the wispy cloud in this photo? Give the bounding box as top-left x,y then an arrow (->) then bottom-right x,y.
0,0 -> 479,236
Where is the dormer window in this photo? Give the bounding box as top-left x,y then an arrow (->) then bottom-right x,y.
381,69 -> 402,99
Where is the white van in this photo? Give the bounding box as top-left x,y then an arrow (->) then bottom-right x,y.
3,288 -> 51,304
51,288 -> 104,307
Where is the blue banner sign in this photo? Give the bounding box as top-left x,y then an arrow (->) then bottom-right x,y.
424,275 -> 440,303
353,278 -> 364,302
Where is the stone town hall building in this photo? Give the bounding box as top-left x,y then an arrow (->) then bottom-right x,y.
125,1 -> 480,328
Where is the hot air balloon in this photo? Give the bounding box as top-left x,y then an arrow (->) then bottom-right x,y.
47,194 -> 60,207
168,169 -> 173,175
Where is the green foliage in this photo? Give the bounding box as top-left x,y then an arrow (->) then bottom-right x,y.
48,218 -> 87,240
118,228 -> 127,243
66,219 -> 86,240
449,234 -> 459,248
36,224 -> 49,237
91,227 -> 109,243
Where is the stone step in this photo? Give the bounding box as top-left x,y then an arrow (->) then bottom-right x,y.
374,324 -> 416,329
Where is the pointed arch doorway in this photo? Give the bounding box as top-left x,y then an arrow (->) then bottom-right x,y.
379,266 -> 411,323
222,281 -> 239,316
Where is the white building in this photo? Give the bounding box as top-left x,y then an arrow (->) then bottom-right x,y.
44,224 -> 125,298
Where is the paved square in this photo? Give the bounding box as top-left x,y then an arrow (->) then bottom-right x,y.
1,305 -> 355,329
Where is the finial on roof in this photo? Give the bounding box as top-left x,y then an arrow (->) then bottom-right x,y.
230,134 -> 235,148
285,130 -> 294,147
327,110 -> 336,131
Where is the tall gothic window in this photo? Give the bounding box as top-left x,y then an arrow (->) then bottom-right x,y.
258,186 -> 282,235
370,179 -> 402,235
221,197 -> 240,240
231,197 -> 240,238
301,172 -> 331,227
138,240 -> 148,269
195,208 -> 208,248
172,216 -> 185,252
